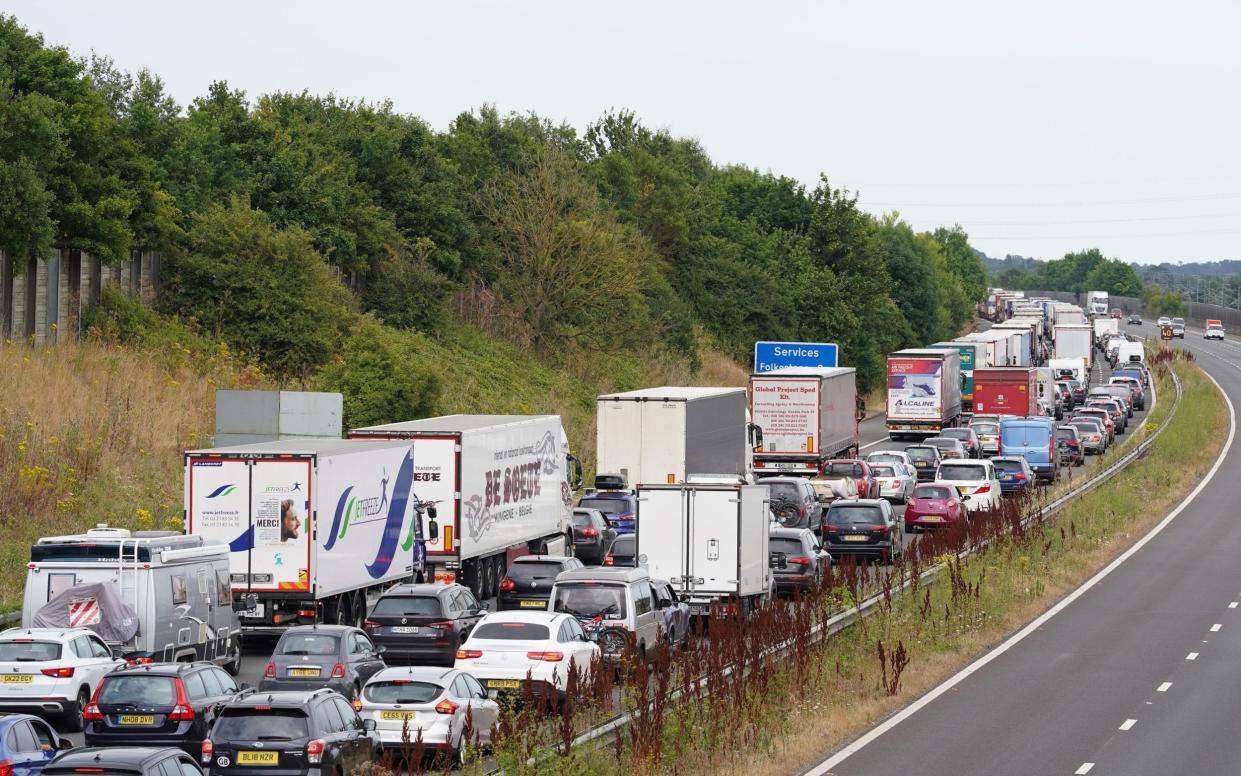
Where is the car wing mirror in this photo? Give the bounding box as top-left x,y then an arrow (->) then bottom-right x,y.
363,718 -> 377,731
374,645 -> 387,654
657,597 -> 672,609
961,495 -> 971,501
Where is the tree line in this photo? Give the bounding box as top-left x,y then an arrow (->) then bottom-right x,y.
0,16 -> 989,418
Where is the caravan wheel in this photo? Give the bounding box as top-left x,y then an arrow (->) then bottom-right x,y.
223,639 -> 242,676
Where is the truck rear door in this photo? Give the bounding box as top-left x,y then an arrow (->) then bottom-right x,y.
688,488 -> 741,599
635,488 -> 689,595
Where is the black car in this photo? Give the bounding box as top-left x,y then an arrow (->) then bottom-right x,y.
607,534 -> 637,567
83,662 -> 241,755
202,689 -> 377,776
259,626 -> 385,700
571,508 -> 618,564
903,445 -> 942,482
46,747 -> 202,776
821,500 -> 903,564
362,583 -> 486,667
769,526 -> 830,596
1128,313 -> 1142,325
497,555 -> 583,611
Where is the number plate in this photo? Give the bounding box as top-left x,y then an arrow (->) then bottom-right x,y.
0,675 -> 32,684
519,600 -> 546,608
119,715 -> 155,725
921,515 -> 942,522
391,626 -> 420,634
242,603 -> 265,618
237,752 -> 278,765
487,679 -> 521,689
288,667 -> 320,677
843,535 -> 869,542
380,711 -> 418,721
957,486 -> 970,494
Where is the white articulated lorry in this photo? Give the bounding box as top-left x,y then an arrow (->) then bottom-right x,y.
1089,290 -> 1110,317
749,367 -> 858,477
348,415 -> 582,601
185,439 -> 424,634
596,387 -> 757,485
634,483 -> 773,618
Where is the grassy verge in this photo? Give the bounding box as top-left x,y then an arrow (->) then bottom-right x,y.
459,350 -> 1223,776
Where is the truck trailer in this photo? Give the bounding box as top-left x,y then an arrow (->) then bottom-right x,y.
934,342 -> 978,412
749,367 -> 858,477
971,367 -> 1039,417
348,415 -> 581,601
1054,324 -> 1094,373
885,348 -> 962,440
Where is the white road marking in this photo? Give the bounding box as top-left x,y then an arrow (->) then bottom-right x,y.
803,364 -> 1236,776
859,436 -> 892,451
1211,624 -> 1222,632
1076,763 -> 1095,774
1119,719 -> 1136,731
1157,682 -> 1172,692
1186,652 -> 1199,661
1230,602 -> 1238,609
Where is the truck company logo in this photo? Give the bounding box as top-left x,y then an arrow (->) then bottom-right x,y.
364,452 -> 415,579
322,469 -> 391,552
465,432 -> 560,542
207,484 -> 237,498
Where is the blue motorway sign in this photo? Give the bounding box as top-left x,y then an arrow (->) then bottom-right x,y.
753,341 -> 839,373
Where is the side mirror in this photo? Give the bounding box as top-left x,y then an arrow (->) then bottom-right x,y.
816,494 -> 831,504
657,597 -> 672,609
363,718 -> 377,732
240,682 -> 255,691
427,515 -> 440,541
961,495 -> 971,501
56,736 -> 73,750
374,645 -> 387,654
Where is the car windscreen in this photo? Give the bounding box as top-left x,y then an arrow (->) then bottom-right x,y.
927,439 -> 956,450
213,708 -> 310,740
912,486 -> 952,500
98,675 -> 177,706
371,596 -> 442,618
277,634 -> 340,656
991,460 -> 1024,474
0,640 -> 61,661
571,511 -> 594,527
871,466 -> 896,477
868,454 -> 902,465
936,464 -> 987,481
1071,421 -> 1102,434
765,482 -> 801,501
823,463 -> 863,477
1055,428 -> 1077,440
1004,425 -> 1051,446
905,447 -> 937,461
363,680 -> 443,705
770,538 -> 805,556
971,423 -> 998,435
610,535 -> 635,555
472,622 -> 553,640
942,429 -> 971,440
827,506 -> 884,525
578,498 -> 631,516
508,561 -> 566,581
551,582 -> 628,620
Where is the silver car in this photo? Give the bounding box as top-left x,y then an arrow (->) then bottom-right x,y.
869,463 -> 915,504
358,666 -> 499,765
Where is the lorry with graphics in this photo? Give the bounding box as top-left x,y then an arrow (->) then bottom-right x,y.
595,387 -> 758,484
184,439 -> 425,634
348,415 -> 582,601
1089,290 -> 1110,317
885,348 -> 962,440
749,367 -> 858,477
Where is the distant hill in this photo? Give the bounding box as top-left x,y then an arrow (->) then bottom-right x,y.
980,253 -> 1041,276
1137,260 -> 1241,278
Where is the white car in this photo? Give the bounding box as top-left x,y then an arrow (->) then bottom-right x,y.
454,611 -> 599,702
969,418 -> 1001,457
866,450 -> 914,471
867,462 -> 915,504
1206,325 -> 1225,340
0,627 -> 125,732
358,665 -> 499,765
1157,316 -> 1171,327
933,460 -> 1003,512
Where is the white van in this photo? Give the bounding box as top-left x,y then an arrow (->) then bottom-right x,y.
1116,341 -> 1145,365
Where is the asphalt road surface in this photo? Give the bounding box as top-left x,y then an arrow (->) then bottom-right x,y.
809,323 -> 1240,776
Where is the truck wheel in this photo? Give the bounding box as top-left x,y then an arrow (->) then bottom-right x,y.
224,639 -> 242,676
491,555 -> 507,598
479,558 -> 495,601
352,591 -> 367,630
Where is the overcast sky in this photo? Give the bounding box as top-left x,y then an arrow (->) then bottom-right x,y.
6,0 -> 1241,264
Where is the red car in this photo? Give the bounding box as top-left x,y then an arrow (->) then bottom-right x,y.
1110,308 -> 1122,319
820,459 -> 880,500
1073,408 -> 1115,442
904,482 -> 965,532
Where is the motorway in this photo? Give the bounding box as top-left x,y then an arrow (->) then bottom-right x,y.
807,323 -> 1241,776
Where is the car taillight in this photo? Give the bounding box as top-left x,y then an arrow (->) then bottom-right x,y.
168,678 -> 194,721
456,649 -> 482,659
0,761 -> 13,776
868,525 -> 888,533
499,578 -> 515,592
976,484 -> 990,493
41,667 -> 74,678
352,698 -> 363,711
1016,474 -> 1028,481
330,663 -> 346,679
788,556 -> 812,566
363,619 -> 379,629
581,527 -> 598,537
527,651 -> 564,662
201,739 -> 213,764
604,554 -> 614,566
297,608 -> 316,618
264,662 -> 277,678
307,739 -> 326,764
429,621 -> 453,630
435,699 -> 460,715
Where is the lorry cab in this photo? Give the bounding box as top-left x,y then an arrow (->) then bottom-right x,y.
999,417 -> 1059,484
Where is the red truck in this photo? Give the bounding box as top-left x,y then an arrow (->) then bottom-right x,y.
972,367 -> 1039,416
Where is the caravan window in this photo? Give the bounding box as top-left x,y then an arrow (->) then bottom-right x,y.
47,574 -> 75,600
170,575 -> 188,605
215,570 -> 231,606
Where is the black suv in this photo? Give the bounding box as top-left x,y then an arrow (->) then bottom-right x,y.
362,584 -> 486,667
202,689 -> 378,776
571,508 -> 617,564
497,555 -> 584,611
46,747 -> 203,776
84,662 -> 241,755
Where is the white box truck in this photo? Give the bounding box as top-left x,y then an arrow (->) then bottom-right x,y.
1093,317 -> 1119,343
185,439 -> 424,633
634,483 -> 772,617
750,367 -> 858,477
596,387 -> 756,485
1054,324 -> 1094,372
885,348 -> 962,440
348,415 -> 581,600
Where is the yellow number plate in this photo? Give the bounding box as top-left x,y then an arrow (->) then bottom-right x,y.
843,535 -> 869,542
519,600 -> 545,608
288,667 -> 320,677
380,711 -> 418,721
119,715 -> 155,725
957,486 -> 970,494
921,516 -> 942,522
237,752 -> 279,765
0,675 -> 32,684
487,679 -> 521,689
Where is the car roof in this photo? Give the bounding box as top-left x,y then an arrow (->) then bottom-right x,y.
828,498 -> 886,507
511,555 -> 575,565
476,610 -> 567,625
46,747 -> 186,768
866,450 -> 908,457
769,526 -> 813,540
990,456 -> 1028,463
915,481 -> 958,492
227,689 -> 337,708
0,627 -> 99,642
280,624 -> 355,635
0,712 -> 48,731
370,665 -> 457,683
109,661 -> 215,677
555,567 -> 649,583
580,491 -> 634,500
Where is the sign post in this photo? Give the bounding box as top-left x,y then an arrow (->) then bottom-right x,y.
753,341 -> 839,373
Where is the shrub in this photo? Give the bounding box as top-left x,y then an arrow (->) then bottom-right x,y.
317,317 -> 440,429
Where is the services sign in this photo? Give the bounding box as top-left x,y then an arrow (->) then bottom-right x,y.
753,341 -> 839,373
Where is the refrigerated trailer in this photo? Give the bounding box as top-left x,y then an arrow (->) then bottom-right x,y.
1054,324 -> 1094,372
749,367 -> 858,477
348,415 -> 581,601
634,483 -> 772,617
971,367 -> 1039,417
885,348 -> 962,440
185,439 -> 423,634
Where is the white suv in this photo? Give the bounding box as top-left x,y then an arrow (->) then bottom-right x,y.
0,627 -> 124,732
934,460 -> 1003,512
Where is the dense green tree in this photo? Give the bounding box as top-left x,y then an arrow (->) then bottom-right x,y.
317,316 -> 440,428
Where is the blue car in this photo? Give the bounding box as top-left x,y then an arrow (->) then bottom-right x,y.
577,491 -> 637,534
991,456 -> 1036,495
999,416 -> 1060,484
0,713 -> 71,776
